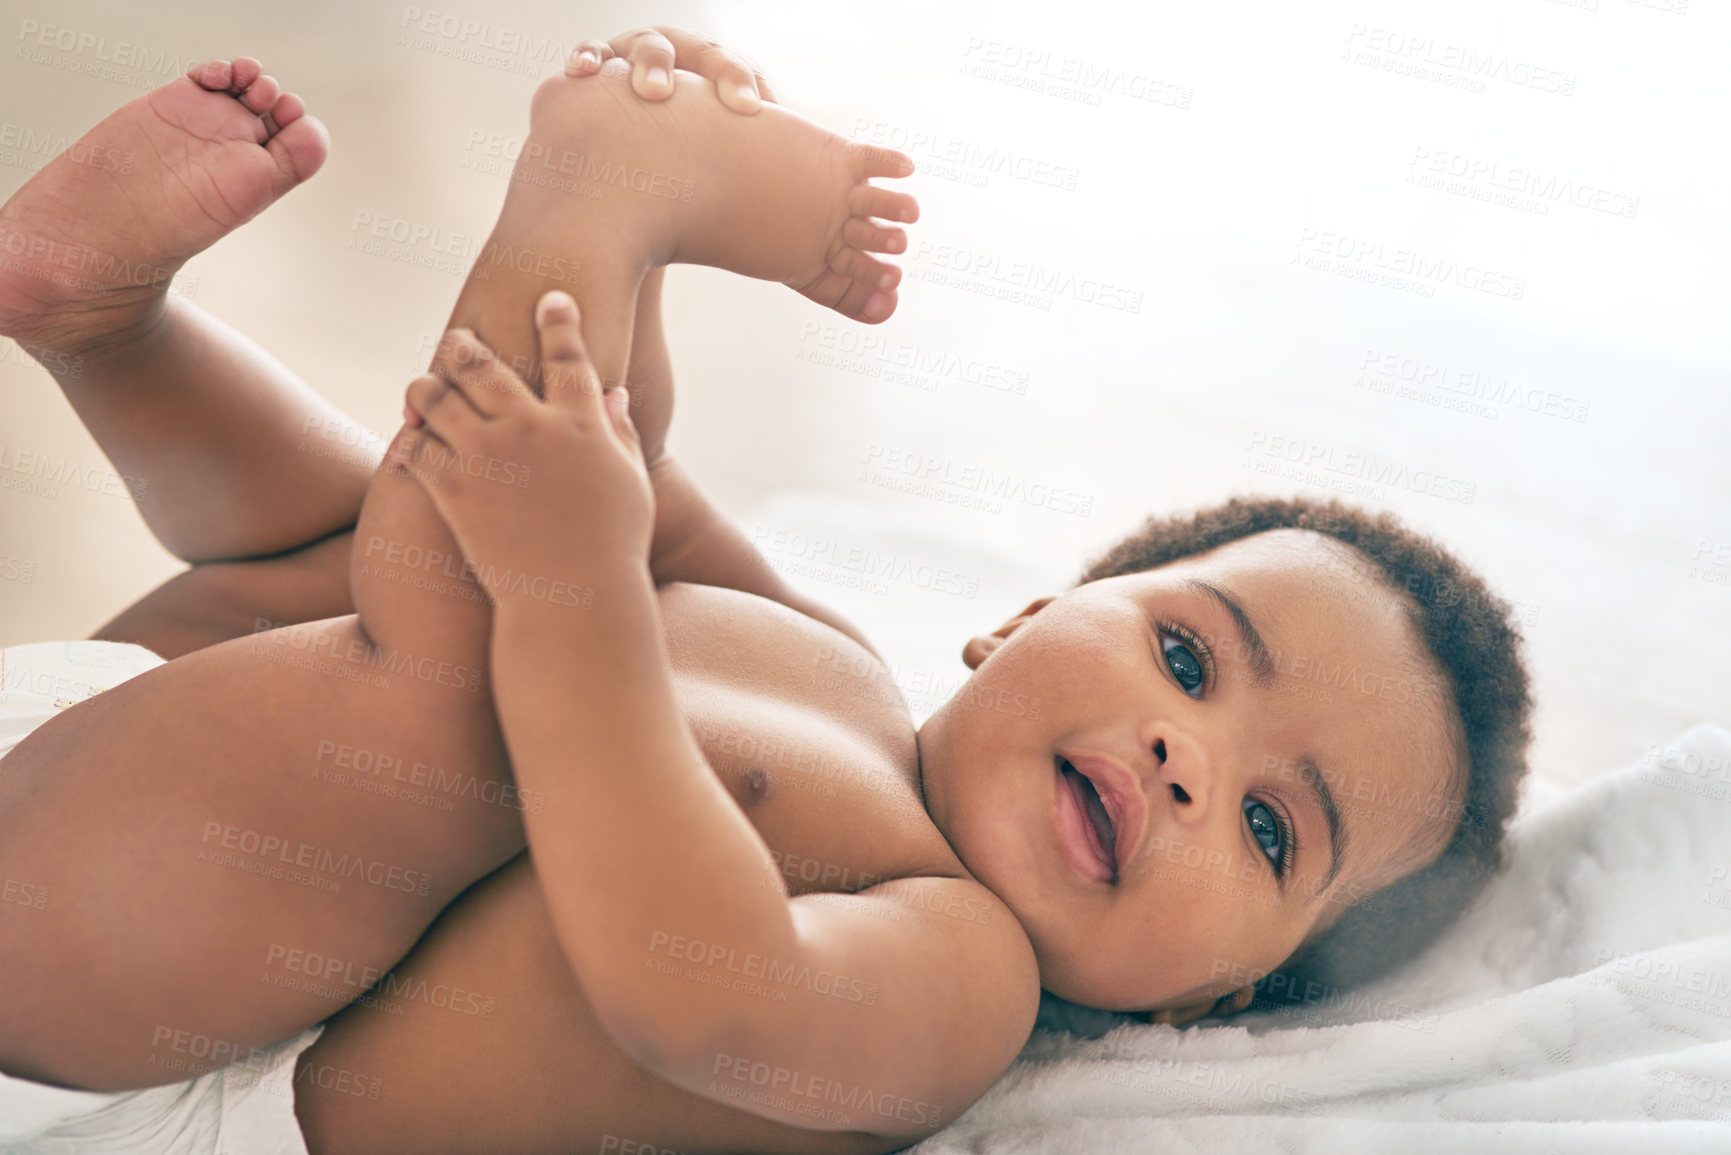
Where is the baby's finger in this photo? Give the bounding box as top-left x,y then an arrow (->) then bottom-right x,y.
605,386 -> 639,448
679,38 -> 766,113
534,291 -> 606,413
619,29 -> 676,99
435,329 -> 536,416
565,38 -> 613,77
390,427 -> 472,517
386,423 -> 451,483
405,373 -> 486,449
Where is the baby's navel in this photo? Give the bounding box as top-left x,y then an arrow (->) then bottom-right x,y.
741,766 -> 770,807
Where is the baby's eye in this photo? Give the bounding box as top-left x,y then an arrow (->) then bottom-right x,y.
1160,635 -> 1205,697
1244,798 -> 1283,869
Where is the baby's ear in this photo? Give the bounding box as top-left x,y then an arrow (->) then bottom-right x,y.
1209,985 -> 1257,1019
961,595 -> 1057,669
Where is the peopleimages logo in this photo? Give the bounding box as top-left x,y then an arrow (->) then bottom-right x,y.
1355,349 -> 1590,424
1294,227 -> 1526,301
395,7 -> 567,77
860,443 -> 1095,517
14,20 -> 197,88
399,6 -> 566,58
1341,24 -> 1577,97
957,37 -> 1193,111
910,240 -> 1144,314
647,930 -> 879,1006
751,525 -> 981,599
851,118 -> 1081,191
1407,146 -> 1639,220
1243,432 -> 1477,505
796,322 -> 1031,396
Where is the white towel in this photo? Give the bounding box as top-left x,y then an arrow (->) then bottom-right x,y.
0,640 -> 165,758
910,724 -> 1731,1153
0,1028 -> 323,1155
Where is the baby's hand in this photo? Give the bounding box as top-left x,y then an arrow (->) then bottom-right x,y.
565,26 -> 775,114
393,292 -> 652,604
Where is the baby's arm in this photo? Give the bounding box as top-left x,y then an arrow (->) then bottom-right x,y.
405,301 -> 1039,1139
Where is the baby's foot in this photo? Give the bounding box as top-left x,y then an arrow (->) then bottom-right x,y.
511,61 -> 918,323
0,57 -> 328,356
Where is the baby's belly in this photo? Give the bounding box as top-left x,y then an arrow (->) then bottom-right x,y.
295,855 -> 908,1155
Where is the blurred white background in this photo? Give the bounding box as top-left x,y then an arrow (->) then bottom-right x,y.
1,0 -> 1726,794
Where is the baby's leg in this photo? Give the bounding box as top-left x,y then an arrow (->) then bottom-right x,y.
53,293 -> 379,564
0,68 -> 548,1091
344,57 -> 918,768
84,271 -> 683,664
0,618 -> 535,1090
0,59 -> 365,562
346,53 -> 915,646
423,58 -> 912,399
0,61 -> 910,1092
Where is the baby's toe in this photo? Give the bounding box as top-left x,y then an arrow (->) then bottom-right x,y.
229,57 -> 263,93
844,218 -> 906,256
849,143 -> 915,180
239,74 -> 280,115
797,269 -> 896,324
265,113 -> 331,189
842,285 -> 897,324
831,247 -> 901,293
848,185 -> 919,225
266,92 -> 307,130
188,59 -> 234,91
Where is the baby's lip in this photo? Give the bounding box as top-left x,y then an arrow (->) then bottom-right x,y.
1058,750 -> 1147,879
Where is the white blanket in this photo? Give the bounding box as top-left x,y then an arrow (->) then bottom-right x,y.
910,724 -> 1731,1154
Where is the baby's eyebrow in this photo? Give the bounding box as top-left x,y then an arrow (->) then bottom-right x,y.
1297,755 -> 1349,896
1183,578 -> 1276,688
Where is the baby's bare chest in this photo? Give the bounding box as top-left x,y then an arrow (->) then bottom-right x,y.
657,582 -> 964,891
297,585 -> 978,1153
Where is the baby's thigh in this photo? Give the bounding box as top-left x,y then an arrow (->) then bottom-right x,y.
0,616 -> 525,1090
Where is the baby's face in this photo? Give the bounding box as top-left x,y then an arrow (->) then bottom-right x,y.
916,529 -> 1462,1013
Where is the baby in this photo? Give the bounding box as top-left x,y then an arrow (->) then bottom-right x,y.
0,32 -> 1533,1154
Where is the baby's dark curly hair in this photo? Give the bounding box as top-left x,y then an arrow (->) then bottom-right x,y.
1074,495 -> 1534,1015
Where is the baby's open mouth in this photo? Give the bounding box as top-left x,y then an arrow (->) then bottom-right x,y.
1058,756 -> 1117,874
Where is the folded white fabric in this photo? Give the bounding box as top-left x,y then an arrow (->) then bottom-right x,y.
910,723 -> 1731,1153
0,640 -> 321,1155
0,1028 -> 323,1155
0,639 -> 164,759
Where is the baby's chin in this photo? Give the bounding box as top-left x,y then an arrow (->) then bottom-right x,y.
1032,926 -> 1229,1013
1039,976 -> 1162,1016
1028,943 -> 1143,1011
